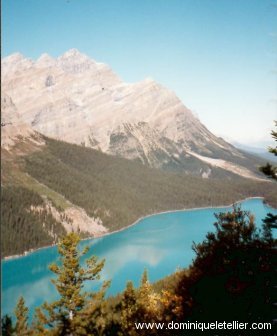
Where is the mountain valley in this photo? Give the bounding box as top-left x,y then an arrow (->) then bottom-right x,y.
1,50 -> 276,257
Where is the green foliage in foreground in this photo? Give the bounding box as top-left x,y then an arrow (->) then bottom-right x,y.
34,233 -> 110,335
2,208 -> 276,336
177,207 -> 277,324
14,297 -> 29,336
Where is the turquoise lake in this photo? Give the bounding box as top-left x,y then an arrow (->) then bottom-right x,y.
2,198 -> 276,319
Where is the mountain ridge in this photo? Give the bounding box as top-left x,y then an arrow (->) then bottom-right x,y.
1,49 -> 266,180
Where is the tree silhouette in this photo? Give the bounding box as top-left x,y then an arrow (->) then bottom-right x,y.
176,206 -> 276,326
260,121 -> 277,180
1,315 -> 14,336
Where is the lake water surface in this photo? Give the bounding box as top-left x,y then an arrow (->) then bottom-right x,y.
2,198 -> 276,319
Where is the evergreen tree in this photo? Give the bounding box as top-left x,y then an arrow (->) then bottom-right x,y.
260,121 -> 277,180
140,269 -> 148,287
1,315 -> 14,336
136,269 -> 160,333
191,205 -> 257,273
30,308 -> 50,336
262,213 -> 277,242
137,269 -> 150,310
119,281 -> 138,336
160,290 -> 183,323
259,122 -> 276,243
14,297 -> 30,336
176,206 -> 276,325
33,232 -> 108,335
74,280 -> 110,336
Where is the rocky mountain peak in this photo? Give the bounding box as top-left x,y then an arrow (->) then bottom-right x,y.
60,48 -> 87,59
57,49 -> 97,74
36,53 -> 56,68
2,52 -> 25,64
2,53 -> 34,78
2,49 -> 262,180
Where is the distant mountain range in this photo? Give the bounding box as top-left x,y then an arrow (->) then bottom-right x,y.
1,49 -> 268,180
231,141 -> 277,163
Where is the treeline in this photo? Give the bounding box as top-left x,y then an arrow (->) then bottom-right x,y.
2,136 -> 277,256
24,137 -> 277,232
1,186 -> 66,257
2,208 -> 276,335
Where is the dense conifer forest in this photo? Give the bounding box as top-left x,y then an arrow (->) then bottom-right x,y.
1,186 -> 66,257
1,136 -> 277,257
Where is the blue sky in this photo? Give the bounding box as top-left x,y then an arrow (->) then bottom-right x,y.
2,0 -> 277,147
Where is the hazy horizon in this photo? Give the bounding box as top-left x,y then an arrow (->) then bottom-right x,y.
2,0 -> 277,147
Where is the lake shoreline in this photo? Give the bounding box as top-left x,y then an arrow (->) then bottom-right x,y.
2,196 -> 268,261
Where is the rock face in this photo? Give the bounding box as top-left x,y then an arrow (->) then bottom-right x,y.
1,93 -> 40,148
1,49 -> 261,178
30,202 -> 107,237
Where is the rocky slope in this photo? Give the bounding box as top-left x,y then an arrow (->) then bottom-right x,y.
1,49 -> 264,179
1,93 -> 39,148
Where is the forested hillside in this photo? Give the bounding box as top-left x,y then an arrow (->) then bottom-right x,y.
1,186 -> 66,257
2,136 -> 277,257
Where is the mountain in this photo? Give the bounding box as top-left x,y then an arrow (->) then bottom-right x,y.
231,141 -> 277,163
1,92 -> 41,148
1,49 -> 265,180
2,49 -> 276,256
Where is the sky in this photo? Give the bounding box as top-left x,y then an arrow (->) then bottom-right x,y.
2,0 -> 277,147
